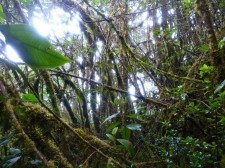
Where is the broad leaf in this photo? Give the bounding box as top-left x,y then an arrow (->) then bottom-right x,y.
106,134 -> 115,141
0,24 -> 71,69
126,123 -> 142,131
117,139 -> 132,148
112,127 -> 118,135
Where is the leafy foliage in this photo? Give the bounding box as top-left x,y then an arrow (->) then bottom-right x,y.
0,135 -> 21,168
0,24 -> 71,69
0,0 -> 225,167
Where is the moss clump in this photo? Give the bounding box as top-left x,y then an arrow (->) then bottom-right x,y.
47,160 -> 56,168
4,102 -> 128,167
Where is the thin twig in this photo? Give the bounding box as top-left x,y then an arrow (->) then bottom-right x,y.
50,70 -> 169,107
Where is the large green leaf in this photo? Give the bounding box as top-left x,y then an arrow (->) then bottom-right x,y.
0,24 -> 71,69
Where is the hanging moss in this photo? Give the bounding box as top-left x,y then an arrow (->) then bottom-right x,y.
40,70 -> 60,115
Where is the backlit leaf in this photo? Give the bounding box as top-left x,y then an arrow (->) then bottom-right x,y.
0,24 -> 71,69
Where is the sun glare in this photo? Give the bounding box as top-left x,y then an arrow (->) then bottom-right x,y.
32,17 -> 49,37
5,7 -> 82,62
32,7 -> 81,38
77,55 -> 83,64
6,45 -> 23,62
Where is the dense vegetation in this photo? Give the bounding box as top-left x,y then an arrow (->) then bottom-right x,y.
0,0 -> 225,167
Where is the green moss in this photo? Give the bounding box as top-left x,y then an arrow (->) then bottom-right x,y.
1,100 -> 130,167
40,70 -> 60,115
47,160 -> 56,168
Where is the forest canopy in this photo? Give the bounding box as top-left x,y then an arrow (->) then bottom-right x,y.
0,0 -> 225,167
